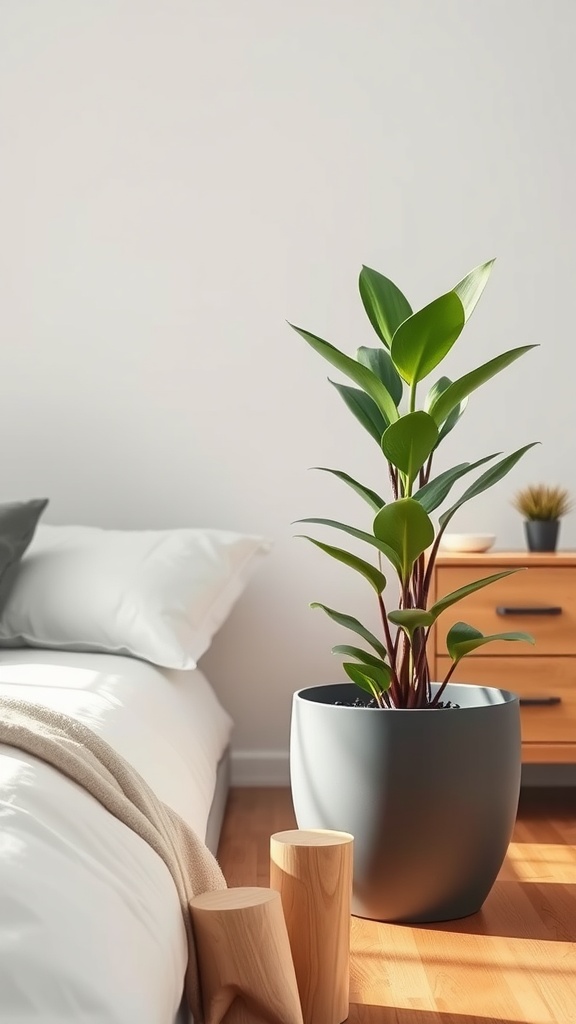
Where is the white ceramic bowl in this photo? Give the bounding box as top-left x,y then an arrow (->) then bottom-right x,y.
441,533 -> 496,553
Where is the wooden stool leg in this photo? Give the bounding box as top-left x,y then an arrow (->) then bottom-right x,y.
270,829 -> 353,1024
189,887 -> 304,1024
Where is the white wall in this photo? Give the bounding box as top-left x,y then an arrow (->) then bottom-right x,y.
1,1 -> 575,782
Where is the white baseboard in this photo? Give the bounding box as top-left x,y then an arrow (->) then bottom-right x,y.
231,750 -> 290,786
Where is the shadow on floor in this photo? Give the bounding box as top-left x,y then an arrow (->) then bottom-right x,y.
347,1007 -> 530,1024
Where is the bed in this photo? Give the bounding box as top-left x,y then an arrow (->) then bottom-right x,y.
0,651 -> 232,1023
0,509 -> 269,1024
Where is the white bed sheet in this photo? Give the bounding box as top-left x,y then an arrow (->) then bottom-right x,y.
0,650 -> 233,1024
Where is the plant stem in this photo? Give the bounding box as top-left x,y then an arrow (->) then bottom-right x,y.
413,624 -> 431,684
397,631 -> 410,705
419,660 -> 432,708
421,518 -> 450,607
378,593 -> 402,705
392,626 -> 401,664
430,660 -> 458,707
389,464 -> 399,500
413,552 -> 426,608
422,451 -> 434,486
373,686 -> 387,710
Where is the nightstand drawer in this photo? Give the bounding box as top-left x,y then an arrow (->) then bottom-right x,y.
434,565 -> 576,656
436,656 -> 576,744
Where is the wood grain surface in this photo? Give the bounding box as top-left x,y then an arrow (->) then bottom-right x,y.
218,788 -> 576,1024
270,829 -> 353,1024
430,551 -> 576,765
433,564 -> 576,657
189,885 -> 303,1024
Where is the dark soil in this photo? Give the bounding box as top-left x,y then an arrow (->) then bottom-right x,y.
333,698 -> 460,710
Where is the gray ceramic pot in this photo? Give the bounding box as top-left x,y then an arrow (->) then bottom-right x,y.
290,682 -> 521,923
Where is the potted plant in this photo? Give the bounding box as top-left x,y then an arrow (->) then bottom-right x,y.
512,483 -> 572,552
289,259 -> 537,923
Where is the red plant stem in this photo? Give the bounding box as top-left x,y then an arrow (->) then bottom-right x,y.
420,655 -> 428,704
430,660 -> 458,707
417,453 -> 433,493
377,593 -> 402,705
392,627 -> 401,663
421,517 -> 450,607
398,573 -> 413,707
409,628 -> 430,708
403,635 -> 418,708
414,673 -> 427,708
413,624 -> 431,684
398,633 -> 411,706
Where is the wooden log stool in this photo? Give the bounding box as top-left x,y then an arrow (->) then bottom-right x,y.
189,886 -> 304,1024
270,829 -> 354,1024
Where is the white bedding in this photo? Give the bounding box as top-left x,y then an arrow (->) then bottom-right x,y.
0,650 -> 233,1024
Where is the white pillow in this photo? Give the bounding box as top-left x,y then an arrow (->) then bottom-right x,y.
0,524 -> 271,669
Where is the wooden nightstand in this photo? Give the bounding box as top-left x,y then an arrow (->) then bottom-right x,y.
429,550 -> 576,764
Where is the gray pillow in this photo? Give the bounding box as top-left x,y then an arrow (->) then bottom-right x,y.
0,498 -> 49,608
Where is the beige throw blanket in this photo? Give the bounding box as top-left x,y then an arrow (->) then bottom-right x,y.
0,696 -> 227,1023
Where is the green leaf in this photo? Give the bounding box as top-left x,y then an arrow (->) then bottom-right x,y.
414,453 -> 500,514
429,570 -> 522,620
332,644 -> 390,670
358,265 -> 413,347
437,403 -> 466,445
453,260 -> 495,321
388,608 -> 435,633
390,292 -> 466,386
343,661 -> 392,697
297,517 -> 402,574
329,381 -> 388,445
297,535 -> 387,593
373,498 -> 435,583
447,621 -> 535,663
313,467 -> 386,512
428,346 -> 537,428
439,444 -> 539,528
290,324 -> 399,423
381,412 -> 439,489
356,346 -> 403,405
310,602 -> 388,659
425,376 -> 454,412
425,376 -> 468,445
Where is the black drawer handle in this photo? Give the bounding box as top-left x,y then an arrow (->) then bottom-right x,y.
519,696 -> 562,706
496,606 -> 563,616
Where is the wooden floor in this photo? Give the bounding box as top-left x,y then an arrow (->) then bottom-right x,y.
217,787 -> 576,1024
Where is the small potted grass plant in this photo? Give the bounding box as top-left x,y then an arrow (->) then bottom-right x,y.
512,484 -> 572,552
289,258 -> 537,923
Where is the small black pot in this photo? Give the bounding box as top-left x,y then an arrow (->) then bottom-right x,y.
524,519 -> 560,552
